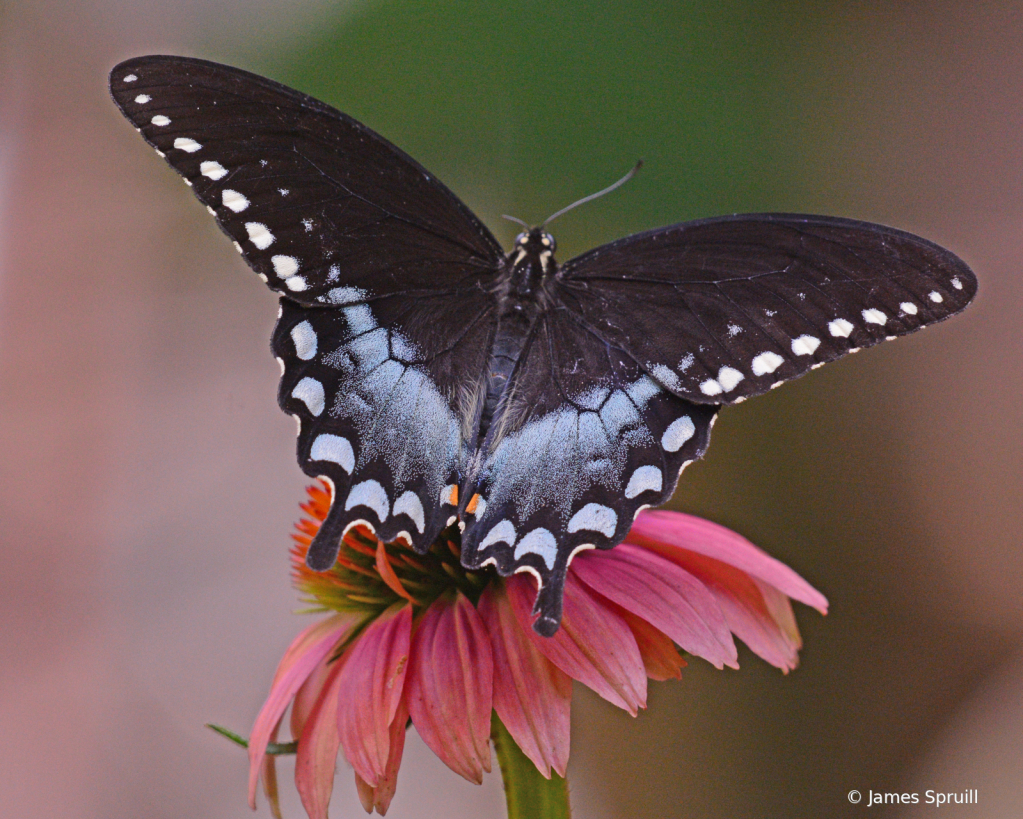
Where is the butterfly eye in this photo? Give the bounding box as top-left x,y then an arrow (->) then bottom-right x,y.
515,233 -> 528,246
541,233 -> 556,251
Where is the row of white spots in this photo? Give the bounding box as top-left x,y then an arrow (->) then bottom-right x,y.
700,366 -> 744,397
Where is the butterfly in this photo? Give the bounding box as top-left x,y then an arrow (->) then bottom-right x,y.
110,56 -> 976,636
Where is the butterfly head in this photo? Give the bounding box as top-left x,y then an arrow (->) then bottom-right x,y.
512,227 -> 557,274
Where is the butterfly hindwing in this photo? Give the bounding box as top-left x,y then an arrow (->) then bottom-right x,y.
460,308 -> 717,635
109,56 -> 504,305
557,214 -> 977,404
272,291 -> 497,563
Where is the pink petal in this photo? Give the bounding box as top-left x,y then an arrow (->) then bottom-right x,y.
354,698 -> 409,815
291,648 -> 338,740
248,613 -> 361,808
615,606 -> 686,681
294,658 -> 347,819
629,511 -> 828,613
407,593 -> 493,783
572,543 -> 739,669
658,546 -> 808,671
506,573 -> 647,715
477,582 -> 571,778
336,603 -> 412,787
261,726 -> 283,819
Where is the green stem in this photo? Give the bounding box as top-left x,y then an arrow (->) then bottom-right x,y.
492,714 -> 571,819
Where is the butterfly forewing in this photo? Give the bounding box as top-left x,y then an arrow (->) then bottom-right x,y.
460,308 -> 717,635
557,215 -> 976,404
109,56 -> 504,304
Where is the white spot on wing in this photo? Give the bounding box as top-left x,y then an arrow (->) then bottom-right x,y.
245,222 -> 274,249
290,320 -> 317,360
928,291 -> 943,303
661,415 -> 696,452
233,241 -> 244,254
862,308 -> 887,325
829,318 -> 854,337
345,480 -> 389,522
134,94 -> 151,104
625,465 -> 662,499
200,160 -> 227,180
481,519 -> 517,549
151,115 -> 170,126
751,351 -> 784,376
514,528 -> 558,569
651,364 -> 680,391
900,302 -> 918,315
285,276 -> 308,292
567,504 -> 617,537
717,366 -> 744,392
951,277 -> 963,290
322,286 -> 367,305
292,377 -> 325,416
791,335 -> 820,356
310,434 -> 354,473
700,378 -> 724,396
174,137 -> 202,153
222,189 -> 249,212
272,255 -> 299,278
123,74 -> 138,82
392,491 -> 425,533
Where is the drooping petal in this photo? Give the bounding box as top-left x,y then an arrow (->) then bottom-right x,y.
248,613 -> 361,807
653,546 -> 810,671
291,647 -> 339,740
478,581 -> 572,778
407,592 -> 493,783
572,543 -> 739,669
355,699 -> 409,815
506,573 -> 647,715
629,511 -> 829,613
336,602 -> 413,787
615,606 -> 687,681
261,724 -> 283,819
295,658 -> 348,819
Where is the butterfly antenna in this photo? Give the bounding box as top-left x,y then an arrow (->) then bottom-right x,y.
542,160 -> 643,228
501,214 -> 531,229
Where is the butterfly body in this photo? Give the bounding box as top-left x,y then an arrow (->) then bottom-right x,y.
110,56 -> 976,636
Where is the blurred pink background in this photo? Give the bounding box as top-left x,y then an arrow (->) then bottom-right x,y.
1,2 -> 1020,818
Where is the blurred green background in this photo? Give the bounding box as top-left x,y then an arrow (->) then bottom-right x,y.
1,1 -> 1020,818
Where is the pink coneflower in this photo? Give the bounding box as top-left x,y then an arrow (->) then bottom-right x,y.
247,481 -> 827,818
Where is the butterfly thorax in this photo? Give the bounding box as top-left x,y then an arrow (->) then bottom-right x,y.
472,229 -> 559,452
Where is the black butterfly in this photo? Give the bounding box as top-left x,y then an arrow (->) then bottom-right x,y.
110,56 -> 976,636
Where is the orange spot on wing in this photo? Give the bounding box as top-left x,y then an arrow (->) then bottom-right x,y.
448,485 -> 459,506
466,493 -> 481,515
